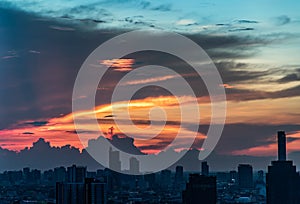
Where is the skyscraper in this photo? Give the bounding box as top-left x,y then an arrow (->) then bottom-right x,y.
160,169 -> 171,189
201,161 -> 209,176
277,131 -> 286,161
175,165 -> 184,184
129,157 -> 139,174
67,165 -> 87,183
266,131 -> 300,204
238,164 -> 253,189
109,147 -> 121,172
56,178 -> 107,204
182,174 -> 216,204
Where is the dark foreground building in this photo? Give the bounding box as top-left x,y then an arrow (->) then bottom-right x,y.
266,131 -> 300,204
182,174 -> 216,204
238,164 -> 253,189
56,178 -> 107,204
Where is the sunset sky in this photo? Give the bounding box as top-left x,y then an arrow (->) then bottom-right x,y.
0,0 -> 300,165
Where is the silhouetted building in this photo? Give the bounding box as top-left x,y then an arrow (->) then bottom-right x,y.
129,157 -> 139,174
182,174 -> 216,204
67,165 -> 86,183
238,164 -> 253,189
230,170 -> 238,183
160,169 -> 171,189
23,167 -> 30,182
175,166 -> 184,183
267,131 -> 300,204
277,131 -> 286,161
109,147 -> 121,172
144,173 -> 156,189
201,161 -> 209,176
55,166 -> 66,182
56,178 -> 106,204
31,169 -> 41,184
256,170 -> 264,184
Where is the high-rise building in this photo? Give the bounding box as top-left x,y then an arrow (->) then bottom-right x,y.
23,167 -> 30,182
238,164 -> 253,189
54,166 -> 66,182
175,166 -> 184,183
160,169 -> 171,189
201,161 -> 209,176
144,173 -> 156,189
67,165 -> 87,183
229,170 -> 238,183
56,178 -> 106,204
174,166 -> 185,191
266,131 -> 300,204
129,157 -> 139,174
256,170 -> 264,184
182,174 -> 216,204
277,131 -> 286,161
109,147 -> 121,172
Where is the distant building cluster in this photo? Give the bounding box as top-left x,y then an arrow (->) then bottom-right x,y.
0,131 -> 299,204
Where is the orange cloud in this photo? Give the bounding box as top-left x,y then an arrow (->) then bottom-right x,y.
122,75 -> 177,85
100,58 -> 135,72
1,94 -> 299,155
219,83 -> 234,89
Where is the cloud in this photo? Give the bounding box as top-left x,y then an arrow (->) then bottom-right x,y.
196,124 -> 300,155
100,58 -> 135,72
1,55 -> 18,60
220,83 -> 234,89
0,138 -> 103,171
176,19 -> 197,26
122,75 -> 177,86
28,50 -> 41,54
274,15 -> 291,26
228,27 -> 254,32
23,121 -> 49,127
49,25 -> 75,31
237,20 -> 259,24
277,73 -> 300,83
22,132 -> 34,135
151,4 -> 172,11
104,114 -> 116,118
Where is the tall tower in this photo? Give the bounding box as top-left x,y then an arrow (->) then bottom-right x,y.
277,131 -> 286,161
201,161 -> 209,176
266,131 -> 300,204
129,157 -> 139,174
238,164 -> 253,189
109,147 -> 121,172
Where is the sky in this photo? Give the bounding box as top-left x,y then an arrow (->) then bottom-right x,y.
0,0 -> 300,170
